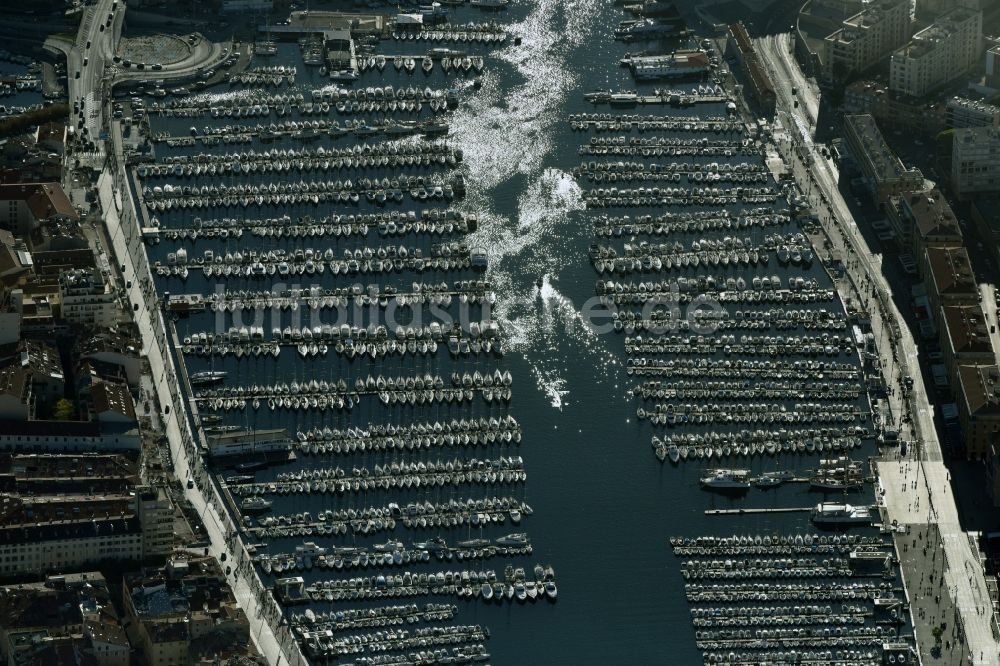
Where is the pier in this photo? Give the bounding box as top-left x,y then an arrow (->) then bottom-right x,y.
705,507 -> 812,515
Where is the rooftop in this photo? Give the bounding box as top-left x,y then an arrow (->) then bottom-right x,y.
90,381 -> 136,421
845,114 -> 923,185
941,304 -> 994,356
925,246 -> 978,299
946,96 -> 1000,117
957,365 -> 1000,418
0,365 -> 29,402
901,190 -> 963,241
0,515 -> 140,547
0,183 -> 77,222
829,0 -> 907,44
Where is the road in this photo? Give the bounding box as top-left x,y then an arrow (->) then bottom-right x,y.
48,2 -> 303,664
755,32 -> 1000,666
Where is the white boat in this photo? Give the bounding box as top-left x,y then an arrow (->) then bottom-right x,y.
699,468 -> 751,491
470,0 -> 508,7
241,496 -> 273,513
811,502 -> 874,526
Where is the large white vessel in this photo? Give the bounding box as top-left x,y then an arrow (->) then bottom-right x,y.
241,496 -> 273,513
811,502 -> 874,526
623,50 -> 711,80
699,468 -> 751,491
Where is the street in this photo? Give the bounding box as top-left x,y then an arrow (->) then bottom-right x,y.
754,31 -> 1000,666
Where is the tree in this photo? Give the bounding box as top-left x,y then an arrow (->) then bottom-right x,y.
0,103 -> 68,139
52,399 -> 75,421
932,625 -> 943,643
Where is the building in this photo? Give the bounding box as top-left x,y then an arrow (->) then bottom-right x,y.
726,23 -> 777,116
135,486 -> 174,559
0,573 -> 130,666
123,556 -> 258,666
843,80 -> 946,134
955,364 -> 1000,459
890,8 -> 982,98
823,0 -> 911,83
843,114 -> 925,203
923,246 -> 979,313
11,340 -> 65,405
0,419 -> 141,452
939,304 -> 995,380
885,189 -> 963,260
0,183 -> 77,236
58,268 -> 117,330
88,381 -> 137,425
987,44 -> 1000,88
0,514 -> 142,578
946,96 -> 1000,128
951,125 -> 1000,199
0,366 -> 31,420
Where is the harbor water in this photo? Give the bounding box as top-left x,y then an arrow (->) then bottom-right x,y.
139,0 -> 899,662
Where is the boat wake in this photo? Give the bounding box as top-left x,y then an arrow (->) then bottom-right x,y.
451,0 -> 606,406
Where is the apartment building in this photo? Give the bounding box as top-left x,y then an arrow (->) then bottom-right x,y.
946,96 -> 1000,128
58,267 -> 117,330
823,0 -> 910,82
951,125 -> 1000,199
890,8 -> 982,98
956,364 -> 1000,459
844,114 -> 925,203
123,556 -> 257,666
0,516 -> 142,577
135,486 -> 174,559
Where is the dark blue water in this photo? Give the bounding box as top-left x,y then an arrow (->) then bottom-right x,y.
140,2 -> 895,663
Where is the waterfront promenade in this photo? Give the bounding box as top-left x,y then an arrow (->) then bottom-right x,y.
750,32 -> 1000,665
63,2 -> 304,662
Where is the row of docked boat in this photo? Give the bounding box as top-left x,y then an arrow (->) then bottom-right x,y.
684,581 -> 898,603
651,428 -> 864,461
618,311 -> 847,335
246,496 -> 532,532
189,321 -> 499,348
390,24 -> 507,43
151,118 -> 450,147
300,623 -> 488,660
701,649 -> 883,665
201,279 -> 494,311
230,458 -> 526,494
581,138 -> 758,158
570,114 -> 742,134
593,209 -> 789,236
295,416 -> 522,454
625,332 -> 852,355
693,611 -> 868,628
197,387 -> 509,412
670,533 -> 885,555
635,377 -> 860,400
597,273 -> 821,295
144,149 -> 460,180
636,376 -> 857,396
151,85 -> 451,113
626,358 -> 861,380
290,603 -> 457,630
258,535 -> 531,574
637,401 -> 865,423
582,184 -> 779,208
171,217 -> 471,240
302,565 -> 555,604
144,176 -> 460,205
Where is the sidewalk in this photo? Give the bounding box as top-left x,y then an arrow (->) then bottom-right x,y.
97,122 -> 304,665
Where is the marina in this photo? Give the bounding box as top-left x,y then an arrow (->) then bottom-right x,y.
125,0 -> 922,662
